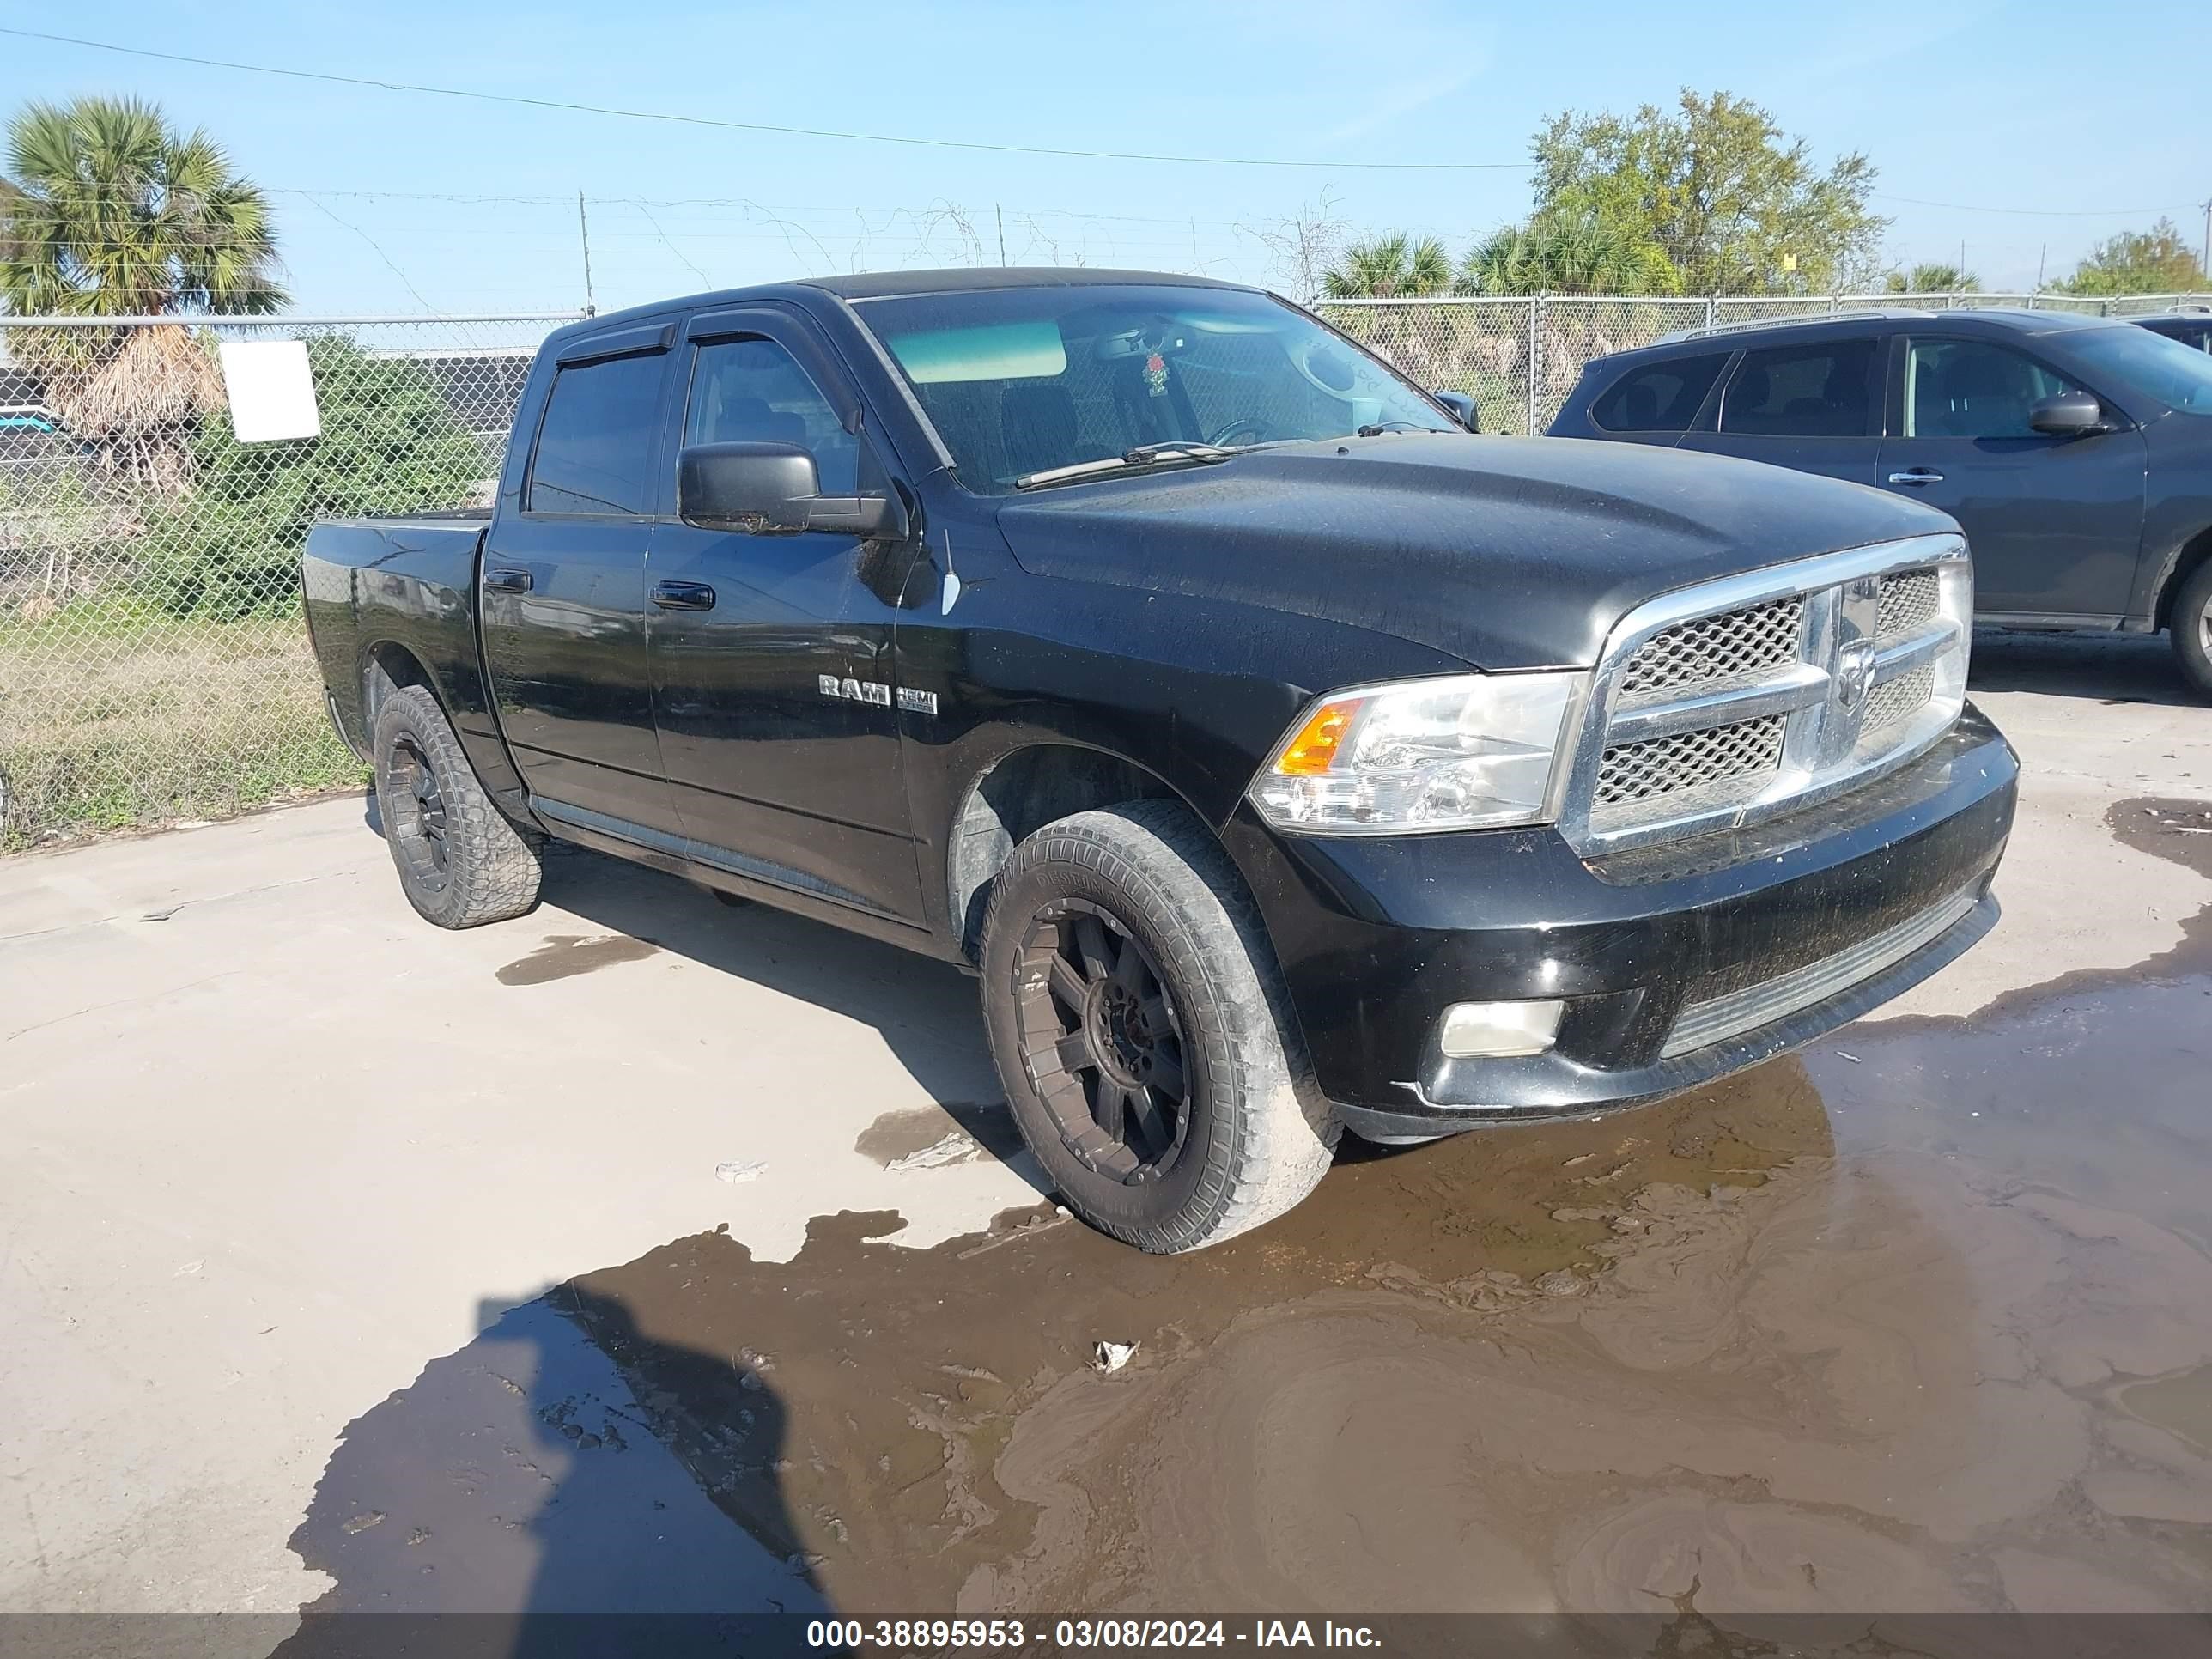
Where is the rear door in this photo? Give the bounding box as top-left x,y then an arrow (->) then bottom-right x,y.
645,306 -> 926,924
480,322 -> 683,836
1876,334 -> 2148,620
1680,332 -> 1885,487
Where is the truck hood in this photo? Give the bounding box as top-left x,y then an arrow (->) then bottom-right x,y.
993,434 -> 1955,670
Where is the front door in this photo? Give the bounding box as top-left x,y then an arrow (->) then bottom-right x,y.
1680,333 -> 1884,487
479,325 -> 683,836
1877,336 -> 2148,620
646,310 -> 926,924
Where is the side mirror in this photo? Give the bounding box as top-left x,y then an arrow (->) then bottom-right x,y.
678,441 -> 909,539
2028,390 -> 2105,436
1432,389 -> 1480,432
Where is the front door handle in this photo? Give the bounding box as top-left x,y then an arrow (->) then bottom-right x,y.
483,567 -> 533,593
1887,468 -> 1945,486
652,580 -> 717,611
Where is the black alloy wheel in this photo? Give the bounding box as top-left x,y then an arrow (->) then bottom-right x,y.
387,733 -> 451,892
1014,900 -> 1190,1182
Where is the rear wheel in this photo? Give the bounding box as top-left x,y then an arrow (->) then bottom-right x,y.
373,684 -> 544,928
2172,559 -> 2212,701
979,799 -> 1340,1254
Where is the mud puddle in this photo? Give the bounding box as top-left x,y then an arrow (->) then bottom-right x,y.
292,799 -> 2212,1623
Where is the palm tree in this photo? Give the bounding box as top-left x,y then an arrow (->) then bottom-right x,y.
1,96 -> 285,486
1886,263 -> 1978,295
1462,213 -> 1682,296
1322,233 -> 1454,299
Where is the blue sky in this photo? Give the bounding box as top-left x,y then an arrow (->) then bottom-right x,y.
4,0 -> 2207,315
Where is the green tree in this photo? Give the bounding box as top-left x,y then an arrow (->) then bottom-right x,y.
1,95 -> 283,317
149,337 -> 488,617
1528,90 -> 1885,295
1885,262 -> 1979,294
1462,210 -> 1681,295
1322,233 -> 1454,299
1,96 -> 285,486
2056,219 -> 2208,296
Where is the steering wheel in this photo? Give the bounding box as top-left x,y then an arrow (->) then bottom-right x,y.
1206,416 -> 1275,447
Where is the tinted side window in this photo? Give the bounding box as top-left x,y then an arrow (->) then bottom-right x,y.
1719,338 -> 1877,438
684,337 -> 858,494
526,351 -> 666,515
1591,354 -> 1727,433
1905,340 -> 2080,439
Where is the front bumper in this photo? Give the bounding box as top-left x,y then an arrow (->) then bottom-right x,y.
1223,706 -> 2018,1139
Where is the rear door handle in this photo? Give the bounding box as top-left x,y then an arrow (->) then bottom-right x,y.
484,567 -> 533,593
1887,468 -> 1945,486
652,580 -> 717,611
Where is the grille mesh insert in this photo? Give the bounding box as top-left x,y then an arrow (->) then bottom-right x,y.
1595,716 -> 1787,807
1618,597 -> 1804,696
1876,569 -> 1941,638
1863,664 -> 1935,733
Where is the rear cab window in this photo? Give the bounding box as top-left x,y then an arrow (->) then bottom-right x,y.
526,349 -> 667,515
1718,338 -> 1880,438
1590,354 -> 1728,433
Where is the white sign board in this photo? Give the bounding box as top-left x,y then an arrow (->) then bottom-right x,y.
218,339 -> 322,443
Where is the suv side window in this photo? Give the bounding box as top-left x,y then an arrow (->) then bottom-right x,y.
684,337 -> 859,495
1905,339 -> 2080,439
1591,354 -> 1728,433
1718,338 -> 1878,438
526,351 -> 666,515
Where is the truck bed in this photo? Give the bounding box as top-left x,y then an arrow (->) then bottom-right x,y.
301,514 -> 493,762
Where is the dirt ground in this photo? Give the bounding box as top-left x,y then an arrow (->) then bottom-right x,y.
3,629 -> 2209,1641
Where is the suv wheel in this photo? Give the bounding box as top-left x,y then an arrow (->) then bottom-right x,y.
2173,559 -> 2212,701
373,684 -> 544,928
979,800 -> 1340,1254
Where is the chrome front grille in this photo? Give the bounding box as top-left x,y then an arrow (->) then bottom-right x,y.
1559,534 -> 1972,855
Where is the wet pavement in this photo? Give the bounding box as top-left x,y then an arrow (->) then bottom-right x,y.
283,799 -> 2212,1627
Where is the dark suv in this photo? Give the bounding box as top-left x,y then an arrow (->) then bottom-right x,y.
1550,307 -> 2212,696
2136,306 -> 2212,355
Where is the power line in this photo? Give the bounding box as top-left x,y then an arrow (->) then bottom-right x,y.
1875,191 -> 2200,218
0,27 -> 1533,173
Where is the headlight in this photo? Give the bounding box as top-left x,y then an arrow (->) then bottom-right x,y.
1249,671 -> 1582,835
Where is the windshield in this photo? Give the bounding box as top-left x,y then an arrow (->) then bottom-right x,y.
2066,323 -> 2212,414
856,283 -> 1453,492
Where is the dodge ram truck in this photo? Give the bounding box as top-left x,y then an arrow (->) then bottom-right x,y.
301,268 -> 2018,1254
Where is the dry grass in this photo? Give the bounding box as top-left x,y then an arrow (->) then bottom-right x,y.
0,606 -> 363,849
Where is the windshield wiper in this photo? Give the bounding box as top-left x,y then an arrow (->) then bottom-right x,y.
1354,420 -> 1450,437
1013,442 -> 1237,490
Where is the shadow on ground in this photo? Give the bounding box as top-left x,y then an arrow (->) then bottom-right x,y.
1969,625 -> 2201,706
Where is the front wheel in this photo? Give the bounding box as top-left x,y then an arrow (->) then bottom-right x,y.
979,800 -> 1340,1254
2172,559 -> 2212,702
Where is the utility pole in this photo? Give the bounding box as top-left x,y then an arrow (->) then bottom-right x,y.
995,204 -> 1007,268
2202,198 -> 2210,286
577,191 -> 597,315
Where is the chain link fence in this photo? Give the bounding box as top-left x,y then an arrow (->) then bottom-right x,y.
1318,290 -> 2212,436
3,291 -> 2208,849
0,313 -> 579,850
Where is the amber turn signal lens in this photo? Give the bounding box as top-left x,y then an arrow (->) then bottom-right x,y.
1275,697 -> 1363,775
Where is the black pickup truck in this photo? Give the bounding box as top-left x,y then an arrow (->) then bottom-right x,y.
302,268 -> 2017,1253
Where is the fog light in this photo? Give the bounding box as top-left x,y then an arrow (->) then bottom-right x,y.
1439,999 -> 1564,1059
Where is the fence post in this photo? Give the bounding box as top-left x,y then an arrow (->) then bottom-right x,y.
1705,296 -> 1717,331
1525,295 -> 1543,435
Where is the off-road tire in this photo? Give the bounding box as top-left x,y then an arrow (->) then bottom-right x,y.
372,684 -> 544,928
979,799 -> 1340,1254
2172,559 -> 2212,701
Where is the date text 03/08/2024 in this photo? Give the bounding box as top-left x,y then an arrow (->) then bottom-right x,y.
805,1619 -> 1383,1650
